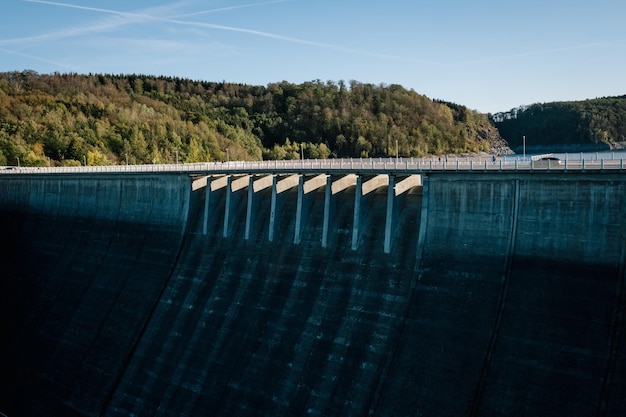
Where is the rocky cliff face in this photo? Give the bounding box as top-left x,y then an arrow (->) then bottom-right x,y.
482,124 -> 515,155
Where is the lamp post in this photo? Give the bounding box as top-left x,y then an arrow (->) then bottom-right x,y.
226,148 -> 229,162
523,135 -> 526,161
300,143 -> 304,160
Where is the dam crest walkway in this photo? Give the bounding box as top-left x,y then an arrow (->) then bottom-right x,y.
2,155 -> 625,176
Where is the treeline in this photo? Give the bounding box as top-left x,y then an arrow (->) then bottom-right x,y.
0,71 -> 501,167
491,96 -> 626,151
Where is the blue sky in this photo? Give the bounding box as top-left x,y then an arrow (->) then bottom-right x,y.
1,0 -> 625,114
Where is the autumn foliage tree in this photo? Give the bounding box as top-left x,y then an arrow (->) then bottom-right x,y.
0,71 -> 503,166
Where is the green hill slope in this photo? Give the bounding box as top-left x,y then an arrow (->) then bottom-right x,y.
0,71 -> 506,167
491,96 -> 626,153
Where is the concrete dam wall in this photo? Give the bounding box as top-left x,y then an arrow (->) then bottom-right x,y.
1,171 -> 625,417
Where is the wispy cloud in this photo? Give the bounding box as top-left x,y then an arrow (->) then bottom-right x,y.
1,18 -> 126,47
16,0 -> 437,65
20,0 -> 336,48
171,0 -> 292,19
0,46 -> 76,69
7,0 -> 173,46
24,0 -> 144,18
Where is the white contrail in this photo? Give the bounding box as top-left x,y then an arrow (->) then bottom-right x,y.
15,1 -> 351,51
11,0 -> 172,45
20,0 -> 332,48
23,0 -> 145,18
172,0 -> 292,18
163,17 -> 437,64
0,47 -> 76,69
16,0 -> 437,65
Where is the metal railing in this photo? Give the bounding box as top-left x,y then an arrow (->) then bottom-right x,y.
1,156 -> 625,176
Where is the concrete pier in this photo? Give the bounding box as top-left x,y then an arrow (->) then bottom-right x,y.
1,170 -> 625,417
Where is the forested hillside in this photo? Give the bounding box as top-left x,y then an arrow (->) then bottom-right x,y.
0,71 -> 506,167
492,96 -> 626,152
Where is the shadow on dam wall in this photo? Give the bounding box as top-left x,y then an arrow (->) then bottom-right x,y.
1,172 -> 625,417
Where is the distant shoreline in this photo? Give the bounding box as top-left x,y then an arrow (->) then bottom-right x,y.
510,142 -> 626,154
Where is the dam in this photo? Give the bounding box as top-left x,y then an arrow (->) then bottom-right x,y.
1,160 -> 625,417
